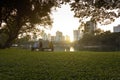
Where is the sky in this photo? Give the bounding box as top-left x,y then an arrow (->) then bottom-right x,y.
48,4 -> 80,41
98,18 -> 120,32
46,4 -> 120,41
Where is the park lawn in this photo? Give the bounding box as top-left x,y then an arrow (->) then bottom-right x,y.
0,48 -> 120,80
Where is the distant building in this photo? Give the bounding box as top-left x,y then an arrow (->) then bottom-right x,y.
55,31 -> 63,42
62,36 -> 65,42
42,32 -> 47,40
85,20 -> 97,34
76,20 -> 97,41
114,25 -> 120,32
73,30 -> 80,41
47,34 -> 51,41
65,35 -> 70,42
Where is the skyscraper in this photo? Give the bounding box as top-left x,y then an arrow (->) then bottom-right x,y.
55,31 -> 63,42
84,20 -> 97,34
114,25 -> 120,32
73,30 -> 80,41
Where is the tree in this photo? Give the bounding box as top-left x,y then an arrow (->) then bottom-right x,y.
70,0 -> 120,24
0,0 -> 64,48
15,35 -> 31,45
94,28 -> 104,35
1,0 -> 120,49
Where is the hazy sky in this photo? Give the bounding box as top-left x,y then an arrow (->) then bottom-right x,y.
49,4 -> 79,40
47,4 -> 120,41
98,18 -> 120,32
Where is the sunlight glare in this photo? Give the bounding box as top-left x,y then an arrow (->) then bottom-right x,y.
50,4 -> 79,42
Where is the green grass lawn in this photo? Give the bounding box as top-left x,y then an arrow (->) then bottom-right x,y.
0,48 -> 120,80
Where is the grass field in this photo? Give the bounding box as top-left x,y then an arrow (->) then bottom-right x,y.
0,48 -> 120,80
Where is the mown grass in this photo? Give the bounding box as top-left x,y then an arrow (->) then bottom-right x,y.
0,48 -> 120,80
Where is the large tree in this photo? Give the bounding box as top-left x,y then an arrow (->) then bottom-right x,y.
0,0 -> 65,48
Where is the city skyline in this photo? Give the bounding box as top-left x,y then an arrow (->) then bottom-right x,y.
47,4 -> 120,42
41,30 -> 70,42
49,4 -> 79,41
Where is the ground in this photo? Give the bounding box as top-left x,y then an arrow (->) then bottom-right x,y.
0,48 -> 120,80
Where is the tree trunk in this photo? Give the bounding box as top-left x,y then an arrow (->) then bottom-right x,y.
0,33 -> 17,49
0,24 -> 21,49
0,11 -> 25,49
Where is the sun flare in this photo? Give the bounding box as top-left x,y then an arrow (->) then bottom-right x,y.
50,4 -> 79,42
42,4 -> 119,42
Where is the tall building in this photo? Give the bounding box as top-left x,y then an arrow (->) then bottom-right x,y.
47,34 -> 51,41
62,36 -> 65,42
114,25 -> 120,32
42,32 -> 47,40
85,20 -> 97,34
73,30 -> 80,41
65,35 -> 70,42
55,31 -> 63,42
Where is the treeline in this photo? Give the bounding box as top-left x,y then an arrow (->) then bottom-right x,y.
78,31 -> 120,51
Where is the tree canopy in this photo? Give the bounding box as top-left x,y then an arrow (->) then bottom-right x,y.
0,0 -> 62,48
70,0 -> 120,24
0,0 -> 120,48
79,31 -> 120,51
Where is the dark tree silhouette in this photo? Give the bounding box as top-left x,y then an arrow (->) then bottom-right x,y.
70,0 -> 120,24
0,0 -> 61,48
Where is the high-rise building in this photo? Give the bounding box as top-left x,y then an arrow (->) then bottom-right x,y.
42,32 -> 47,40
55,31 -> 63,42
65,35 -> 70,42
73,30 -> 80,41
85,20 -> 97,34
114,25 -> 120,32
47,34 -> 51,41
62,36 -> 65,42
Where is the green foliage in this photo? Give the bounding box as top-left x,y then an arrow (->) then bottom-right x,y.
0,48 -> 120,80
0,33 -> 9,47
15,35 -> 31,45
79,32 -> 120,51
0,0 -> 61,48
70,0 -> 120,24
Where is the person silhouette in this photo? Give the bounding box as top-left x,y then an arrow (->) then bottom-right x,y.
39,39 -> 43,51
49,41 -> 54,51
